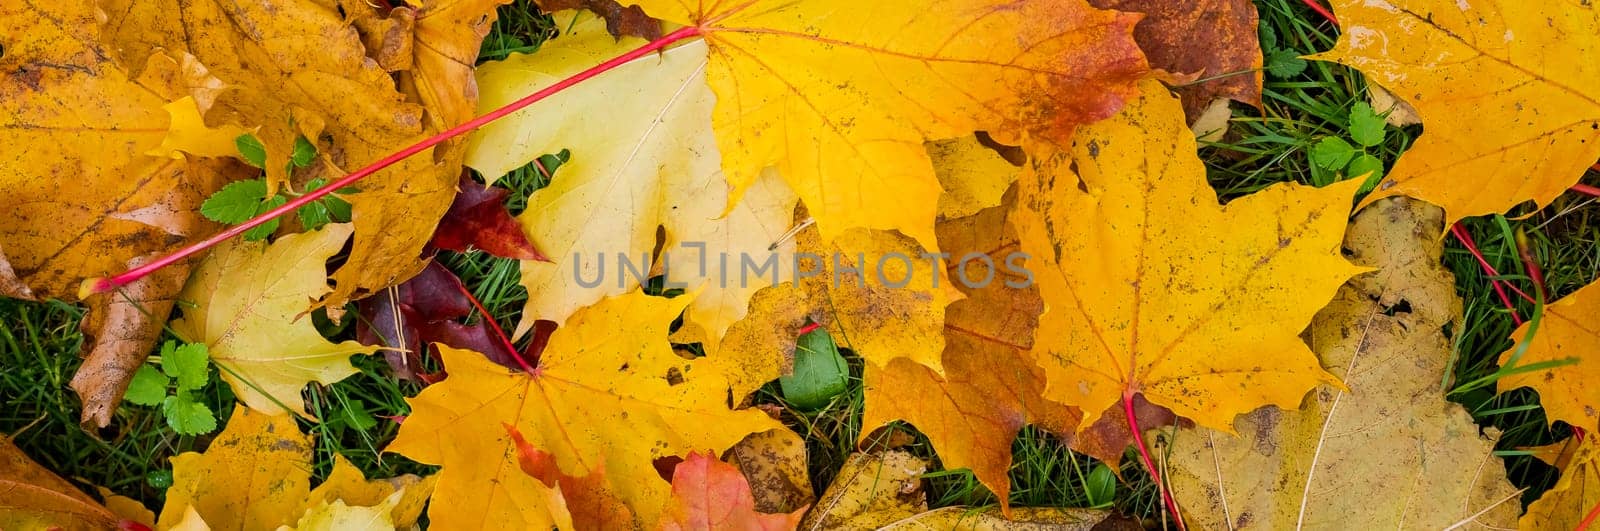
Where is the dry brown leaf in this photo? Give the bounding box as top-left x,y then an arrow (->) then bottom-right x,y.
799,451 -> 929,531
1163,198 -> 1521,529
537,0 -> 662,40
880,507 -> 1122,530
1088,0 -> 1263,120
726,428 -> 815,515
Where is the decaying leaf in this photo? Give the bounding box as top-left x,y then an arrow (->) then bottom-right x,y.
160,408 -> 429,530
1163,198 -> 1521,529
628,0 -> 1149,248
1496,279 -> 1600,432
404,0 -> 514,134
388,292 -> 783,527
466,11 -> 798,343
432,173 -> 545,261
799,451 -> 930,530
1314,0 -> 1600,226
1088,0 -> 1263,120
0,0 -> 247,427
1014,80 -> 1363,432
657,452 -> 807,530
505,424 -> 636,530
97,0 -> 459,308
725,428 -> 815,515
863,191 -> 1166,506
1521,436 -> 1599,530
715,224 -> 957,399
880,507 -> 1122,530
171,224 -> 379,415
277,494 -> 401,531
0,437 -> 128,530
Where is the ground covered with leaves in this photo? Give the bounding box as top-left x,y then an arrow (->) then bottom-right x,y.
1,0 -> 1597,529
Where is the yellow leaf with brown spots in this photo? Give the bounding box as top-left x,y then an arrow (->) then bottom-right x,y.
625,0 -> 1149,248
387,292 -> 783,528
1014,80 -> 1364,432
1314,0 -> 1600,226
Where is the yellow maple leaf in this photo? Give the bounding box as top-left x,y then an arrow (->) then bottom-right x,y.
1164,198 -> 1520,529
98,0 -> 460,307
1497,280 -> 1600,432
171,224 -> 379,416
387,292 -> 783,527
466,11 -> 798,342
1014,80 -> 1365,432
1521,436 -> 1600,530
1314,0 -> 1600,225
715,225 -> 957,398
624,0 -> 1149,248
160,408 -> 430,531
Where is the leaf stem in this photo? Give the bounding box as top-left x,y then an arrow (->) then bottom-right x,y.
1298,0 -> 1338,25
1124,390 -> 1185,530
1570,183 -> 1600,198
454,279 -> 534,373
1449,222 -> 1526,325
81,25 -> 704,297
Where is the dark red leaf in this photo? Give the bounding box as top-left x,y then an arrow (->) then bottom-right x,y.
355,261 -> 529,380
431,173 -> 547,261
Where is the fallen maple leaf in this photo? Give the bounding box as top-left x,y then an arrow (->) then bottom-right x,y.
0,0 -> 249,427
1014,80 -> 1364,432
725,428 -> 814,515
467,11 -> 799,342
798,451 -> 929,530
1164,198 -> 1521,529
1313,0 -> 1600,226
863,191 -> 1173,508
0,437 -> 137,530
625,0 -> 1149,248
171,224 -> 379,415
504,424 -> 637,530
1496,280 -> 1600,432
657,452 -> 807,530
354,261 -> 530,380
404,0 -> 514,135
714,223 -> 957,398
160,408 -> 431,531
1089,0 -> 1262,120
432,172 -> 545,260
929,136 -> 1024,220
387,292 -> 784,527
1521,436 -> 1599,530
97,0 -> 459,308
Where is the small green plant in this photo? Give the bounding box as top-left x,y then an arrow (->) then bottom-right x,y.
200,134 -> 353,240
1259,24 -> 1306,79
124,340 -> 218,435
1309,102 -> 1388,193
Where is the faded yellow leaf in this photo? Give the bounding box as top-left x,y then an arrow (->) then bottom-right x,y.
304,455 -> 435,528
275,494 -> 400,531
626,0 -> 1149,248
1314,0 -> 1600,225
1015,80 -> 1363,432
387,292 -> 783,527
466,12 -> 797,342
171,224 -> 379,415
1497,280 -> 1600,432
798,451 -> 930,530
1164,198 -> 1520,529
